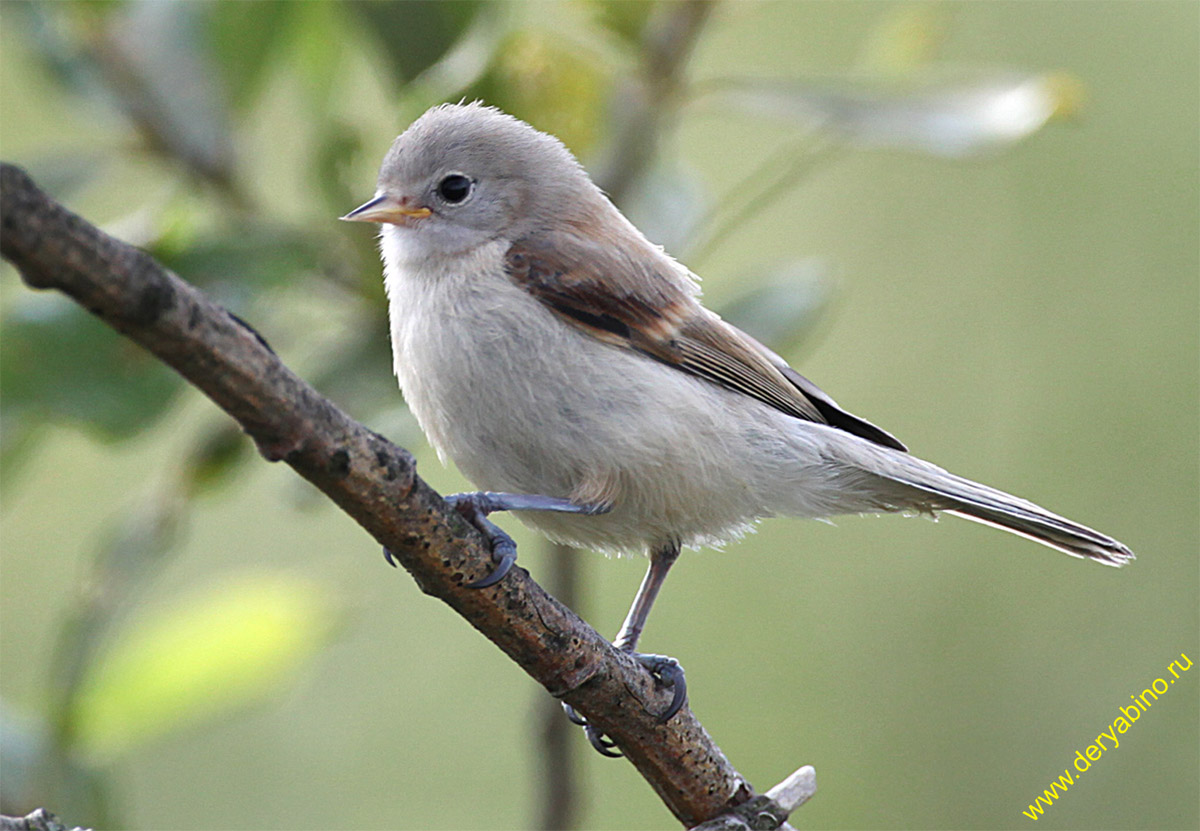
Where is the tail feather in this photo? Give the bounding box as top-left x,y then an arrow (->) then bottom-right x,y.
881,459 -> 1134,566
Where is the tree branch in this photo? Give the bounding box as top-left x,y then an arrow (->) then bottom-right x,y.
691,766 -> 817,831
0,162 -> 785,827
0,808 -> 90,831
594,0 -> 715,199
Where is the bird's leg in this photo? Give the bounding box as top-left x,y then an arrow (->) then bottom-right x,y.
382,492 -> 608,588
613,541 -> 679,653
564,541 -> 688,757
615,542 -> 688,722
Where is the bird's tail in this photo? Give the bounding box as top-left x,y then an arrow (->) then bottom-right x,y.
866,450 -> 1134,566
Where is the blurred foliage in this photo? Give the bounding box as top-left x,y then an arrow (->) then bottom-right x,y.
351,1 -> 484,84
718,71 -> 1084,157
2,2 -> 1195,830
7,0 -> 1057,482
72,573 -> 338,761
0,301 -> 179,443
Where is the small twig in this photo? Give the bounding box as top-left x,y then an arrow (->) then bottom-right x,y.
0,809 -> 90,831
766,765 -> 818,814
689,766 -> 817,831
81,14 -> 248,209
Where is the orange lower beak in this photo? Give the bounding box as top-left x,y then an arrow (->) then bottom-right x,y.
341,195 -> 432,224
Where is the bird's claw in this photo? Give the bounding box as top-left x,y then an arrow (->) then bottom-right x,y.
464,537 -> 516,588
561,651 -> 687,756
561,703 -> 623,757
383,533 -> 516,589
635,652 -> 688,723
585,724 -> 622,757
442,492 -> 608,588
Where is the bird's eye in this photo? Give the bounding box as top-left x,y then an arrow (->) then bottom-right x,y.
437,174 -> 474,204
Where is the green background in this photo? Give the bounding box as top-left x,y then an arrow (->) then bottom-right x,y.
2,2 -> 1196,829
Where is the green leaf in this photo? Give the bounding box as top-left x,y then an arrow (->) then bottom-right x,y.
206,0 -> 295,111
284,0 -> 348,113
0,297 -> 181,441
583,0 -> 655,45
351,0 -> 482,85
181,424 -> 250,496
314,121 -> 366,216
0,409 -> 46,489
150,225 -> 325,296
72,573 -> 338,760
470,27 -> 611,157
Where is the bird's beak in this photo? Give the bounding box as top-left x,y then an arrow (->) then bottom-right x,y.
340,194 -> 432,224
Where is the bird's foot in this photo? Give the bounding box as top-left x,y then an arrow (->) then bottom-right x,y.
635,652 -> 688,724
562,650 -> 688,758
562,703 -> 622,757
383,491 -> 607,588
443,492 -> 520,588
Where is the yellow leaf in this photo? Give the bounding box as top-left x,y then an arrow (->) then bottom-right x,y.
492,29 -> 609,156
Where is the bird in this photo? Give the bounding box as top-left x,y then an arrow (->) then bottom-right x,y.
343,101 -> 1133,754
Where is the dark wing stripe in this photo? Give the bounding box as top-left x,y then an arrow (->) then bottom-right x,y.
505,233 -> 908,452
777,365 -> 907,451
542,295 -> 633,339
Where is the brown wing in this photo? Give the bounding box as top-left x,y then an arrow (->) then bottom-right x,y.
505,230 -> 906,452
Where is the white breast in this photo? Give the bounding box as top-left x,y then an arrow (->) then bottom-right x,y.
378,227 -> 902,555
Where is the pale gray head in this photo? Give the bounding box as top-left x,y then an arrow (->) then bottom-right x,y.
343,102 -> 602,255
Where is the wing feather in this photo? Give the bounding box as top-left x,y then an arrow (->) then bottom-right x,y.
505,230 -> 906,451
